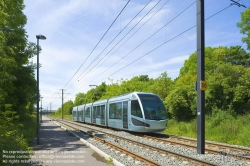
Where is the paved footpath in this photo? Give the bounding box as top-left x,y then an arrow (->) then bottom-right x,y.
28,116 -> 112,166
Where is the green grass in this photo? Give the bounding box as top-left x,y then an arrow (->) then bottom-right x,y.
163,112 -> 250,147
0,112 -> 37,165
20,114 -> 37,144
48,114 -> 72,120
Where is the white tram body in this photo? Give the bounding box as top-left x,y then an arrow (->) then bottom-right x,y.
72,92 -> 168,132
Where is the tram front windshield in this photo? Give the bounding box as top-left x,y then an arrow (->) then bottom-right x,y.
138,94 -> 167,120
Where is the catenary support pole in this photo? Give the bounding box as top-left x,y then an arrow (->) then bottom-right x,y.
196,0 -> 205,154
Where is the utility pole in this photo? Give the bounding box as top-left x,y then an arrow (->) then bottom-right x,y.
195,0 -> 246,155
196,0 -> 205,154
60,89 -> 65,120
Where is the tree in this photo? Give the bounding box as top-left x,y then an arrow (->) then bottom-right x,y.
165,74 -> 196,121
206,63 -> 250,114
101,82 -> 123,99
174,46 -> 250,120
0,0 -> 37,117
237,7 -> 250,50
56,100 -> 74,115
93,82 -> 107,101
0,1 -> 37,161
74,92 -> 85,106
149,72 -> 173,100
225,46 -> 250,67
119,75 -> 154,93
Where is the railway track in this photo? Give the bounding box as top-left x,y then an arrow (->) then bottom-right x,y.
133,133 -> 250,162
55,119 -> 218,166
57,120 -> 161,166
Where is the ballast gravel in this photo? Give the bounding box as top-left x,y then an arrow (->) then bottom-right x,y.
61,122 -> 250,166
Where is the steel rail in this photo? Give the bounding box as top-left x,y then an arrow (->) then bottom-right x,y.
57,119 -> 218,166
58,120 -> 161,166
135,133 -> 250,162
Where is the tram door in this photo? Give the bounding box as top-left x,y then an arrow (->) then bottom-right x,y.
123,101 -> 128,129
100,105 -> 105,125
93,106 -> 96,124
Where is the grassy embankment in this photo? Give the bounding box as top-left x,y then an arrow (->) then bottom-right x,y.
163,110 -> 250,147
47,114 -> 72,120
0,113 -> 37,165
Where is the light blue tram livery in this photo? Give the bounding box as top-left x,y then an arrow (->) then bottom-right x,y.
72,92 -> 168,132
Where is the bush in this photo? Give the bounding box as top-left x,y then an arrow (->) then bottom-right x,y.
164,110 -> 250,147
0,110 -> 36,165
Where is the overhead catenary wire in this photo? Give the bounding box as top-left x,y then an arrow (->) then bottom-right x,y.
74,0 -> 169,88
85,0 -> 195,84
63,1 -> 239,102
63,0 -> 131,89
65,0 -> 171,96
64,0 -> 154,92
64,0 -> 194,99
96,3 -> 236,84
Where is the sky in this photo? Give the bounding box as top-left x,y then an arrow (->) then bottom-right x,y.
23,0 -> 250,110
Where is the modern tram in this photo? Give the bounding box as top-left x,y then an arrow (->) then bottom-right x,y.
72,92 -> 168,132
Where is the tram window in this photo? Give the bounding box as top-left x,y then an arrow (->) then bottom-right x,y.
72,110 -> 76,117
85,107 -> 90,118
96,106 -> 100,118
93,106 -> 97,117
138,94 -> 167,120
101,105 -> 105,117
109,102 -> 122,119
131,100 -> 142,118
78,110 -> 83,117
123,101 -> 128,115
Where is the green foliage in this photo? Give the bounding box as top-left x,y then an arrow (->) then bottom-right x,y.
74,92 -> 85,106
149,72 -> 173,100
206,63 -> 250,115
180,46 -> 250,77
101,75 -> 155,99
165,74 -> 196,121
177,46 -> 250,119
0,1 -> 41,163
101,82 -> 122,99
237,7 -> 250,50
93,82 -> 107,101
0,105 -> 34,164
0,0 -> 37,118
164,113 -> 250,147
55,100 -> 74,115
165,119 -> 196,138
49,114 -> 72,121
225,46 -> 250,67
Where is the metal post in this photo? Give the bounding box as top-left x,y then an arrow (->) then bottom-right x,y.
36,35 -> 46,145
40,97 -> 43,122
62,90 -> 64,120
196,0 -> 205,154
60,89 -> 64,120
36,38 -> 39,145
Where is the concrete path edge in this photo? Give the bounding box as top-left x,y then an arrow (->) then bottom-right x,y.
52,120 -> 124,166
